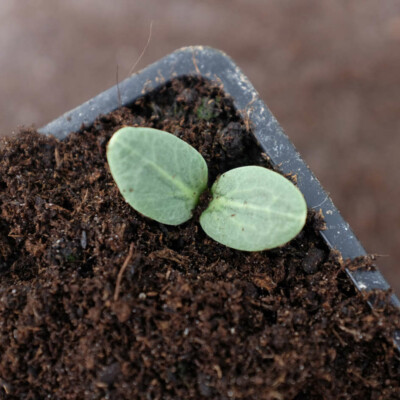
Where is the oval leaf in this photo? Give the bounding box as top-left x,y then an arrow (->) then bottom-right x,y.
107,127 -> 208,225
200,166 -> 307,251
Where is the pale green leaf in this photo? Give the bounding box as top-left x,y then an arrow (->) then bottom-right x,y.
107,127 -> 208,225
200,166 -> 307,251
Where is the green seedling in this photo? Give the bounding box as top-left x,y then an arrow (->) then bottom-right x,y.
196,98 -> 218,121
107,127 -> 307,251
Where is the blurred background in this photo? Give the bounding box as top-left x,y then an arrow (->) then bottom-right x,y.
1,0 -> 399,294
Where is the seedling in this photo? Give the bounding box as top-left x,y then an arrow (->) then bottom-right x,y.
107,127 -> 307,251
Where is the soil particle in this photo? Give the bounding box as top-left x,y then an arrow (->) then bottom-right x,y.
217,121 -> 246,158
0,77 -> 399,399
302,247 -> 325,274
97,362 -> 121,387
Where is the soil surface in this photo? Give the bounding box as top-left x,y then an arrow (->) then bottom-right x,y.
0,78 -> 399,399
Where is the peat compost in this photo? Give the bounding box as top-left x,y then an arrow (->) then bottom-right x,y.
0,78 -> 399,399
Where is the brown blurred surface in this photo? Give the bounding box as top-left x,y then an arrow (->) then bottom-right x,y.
1,0 -> 400,294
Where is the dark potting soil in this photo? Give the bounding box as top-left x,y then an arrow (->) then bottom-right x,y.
0,78 -> 399,400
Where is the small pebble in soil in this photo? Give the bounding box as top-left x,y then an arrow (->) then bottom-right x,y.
302,247 -> 325,274
217,122 -> 245,158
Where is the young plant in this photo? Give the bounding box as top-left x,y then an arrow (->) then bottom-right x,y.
107,127 -> 307,251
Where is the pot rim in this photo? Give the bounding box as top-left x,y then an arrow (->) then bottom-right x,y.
39,45 -> 400,349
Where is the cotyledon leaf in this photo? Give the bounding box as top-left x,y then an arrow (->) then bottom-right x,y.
199,166 -> 307,251
107,127 -> 208,225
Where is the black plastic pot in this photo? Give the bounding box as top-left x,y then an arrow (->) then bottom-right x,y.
39,45 -> 400,349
